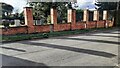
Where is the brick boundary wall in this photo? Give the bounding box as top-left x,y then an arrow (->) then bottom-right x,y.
97,20 -> 106,28
0,21 -> 113,35
0,26 -> 28,35
0,7 -> 114,35
53,23 -> 71,32
74,22 -> 86,30
86,21 -> 97,29
34,25 -> 51,33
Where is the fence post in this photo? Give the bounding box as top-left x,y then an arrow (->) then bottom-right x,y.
103,10 -> 108,28
83,9 -> 89,22
93,10 -> 99,28
68,9 -> 76,30
51,8 -> 57,31
83,9 -> 89,28
24,7 -> 34,33
93,10 -> 99,21
68,9 -> 72,23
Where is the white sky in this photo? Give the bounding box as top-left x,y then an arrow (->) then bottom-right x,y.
0,0 -> 95,13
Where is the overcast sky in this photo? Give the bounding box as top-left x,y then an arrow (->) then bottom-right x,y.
0,0 -> 96,13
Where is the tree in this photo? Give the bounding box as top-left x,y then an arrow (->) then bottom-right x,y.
76,9 -> 83,22
0,2 -> 14,18
95,2 -> 119,10
56,2 -> 68,23
28,2 -> 68,19
29,2 -> 53,19
28,2 -> 70,24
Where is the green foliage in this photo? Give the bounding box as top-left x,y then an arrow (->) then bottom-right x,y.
2,20 -> 10,27
56,3 -> 68,23
29,2 -> 68,24
76,9 -> 83,22
76,9 -> 83,13
1,3 -> 14,17
2,33 -> 44,41
42,33 -> 49,38
95,2 -> 120,10
29,2 -> 52,19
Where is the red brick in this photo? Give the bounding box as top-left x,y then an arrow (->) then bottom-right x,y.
1,26 -> 27,35
54,24 -> 71,31
97,21 -> 105,28
86,21 -> 96,29
34,25 -> 50,33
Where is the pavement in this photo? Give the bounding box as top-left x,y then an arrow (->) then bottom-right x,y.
0,28 -> 119,67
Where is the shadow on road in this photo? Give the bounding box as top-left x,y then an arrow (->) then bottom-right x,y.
20,41 -> 116,58
0,46 -> 26,52
60,38 -> 119,45
0,54 -> 118,68
1,54 -> 49,68
88,34 -> 120,38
